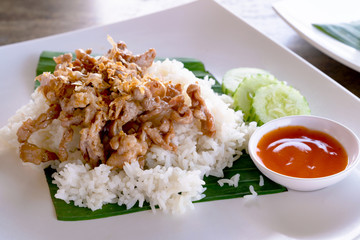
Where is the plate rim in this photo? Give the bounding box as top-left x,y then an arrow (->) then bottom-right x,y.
1,0 -> 360,239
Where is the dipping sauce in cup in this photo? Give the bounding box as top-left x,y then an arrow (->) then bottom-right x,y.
256,125 -> 348,178
248,115 -> 360,191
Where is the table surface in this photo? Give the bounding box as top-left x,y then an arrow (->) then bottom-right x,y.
1,0 -> 359,98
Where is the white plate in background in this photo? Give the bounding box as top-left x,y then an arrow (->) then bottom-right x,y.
273,0 -> 360,72
0,0 -> 360,239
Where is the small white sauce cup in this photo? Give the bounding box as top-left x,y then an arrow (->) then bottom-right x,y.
248,115 -> 360,191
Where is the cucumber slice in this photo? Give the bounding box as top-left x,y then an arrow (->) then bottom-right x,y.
250,84 -> 311,125
233,73 -> 279,121
222,68 -> 269,96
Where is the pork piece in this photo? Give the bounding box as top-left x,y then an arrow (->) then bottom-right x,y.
58,109 -> 85,128
132,86 -> 147,101
165,83 -> 182,101
168,94 -> 185,108
168,91 -> 194,124
130,48 -> 156,70
73,49 -> 97,73
36,74 -> 75,105
139,100 -> 172,123
57,94 -> 100,129
141,96 -> 160,112
17,104 -> 60,143
170,109 -> 193,124
84,73 -> 110,91
84,104 -> 100,126
162,121 -> 175,145
108,96 -> 127,120
142,122 -> 175,151
108,100 -> 143,137
114,41 -> 156,70
118,101 -> 141,125
60,87 -> 97,114
79,112 -> 106,167
186,84 -> 216,137
19,142 -> 58,164
53,53 -> 73,65
63,86 -> 105,126
107,133 -> 148,168
145,79 -> 166,98
167,85 -> 188,115
159,119 -> 170,133
58,127 -> 74,162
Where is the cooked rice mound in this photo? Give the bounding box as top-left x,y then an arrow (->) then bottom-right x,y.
0,38 -> 257,214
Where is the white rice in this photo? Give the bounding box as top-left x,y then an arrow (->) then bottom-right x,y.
0,59 -> 257,214
52,160 -> 205,213
259,175 -> 264,187
217,173 -> 240,187
244,185 -> 258,200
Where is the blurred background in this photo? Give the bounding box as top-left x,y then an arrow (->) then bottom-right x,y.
1,0 -> 359,97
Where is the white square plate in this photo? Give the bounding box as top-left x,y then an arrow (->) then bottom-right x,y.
1,0 -> 360,239
273,0 -> 360,72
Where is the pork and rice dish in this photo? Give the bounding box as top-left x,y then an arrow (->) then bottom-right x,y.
0,37 -> 256,214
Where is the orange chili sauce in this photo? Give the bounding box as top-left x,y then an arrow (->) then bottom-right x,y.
256,126 -> 348,178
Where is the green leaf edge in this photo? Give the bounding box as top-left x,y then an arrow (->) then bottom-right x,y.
313,21 -> 360,51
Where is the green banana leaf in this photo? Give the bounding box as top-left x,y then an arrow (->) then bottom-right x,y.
313,20 -> 360,51
37,51 -> 286,221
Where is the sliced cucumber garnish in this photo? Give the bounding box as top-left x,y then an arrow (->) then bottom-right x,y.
222,68 -> 269,96
250,84 -> 311,125
222,67 -> 311,125
233,73 -> 279,121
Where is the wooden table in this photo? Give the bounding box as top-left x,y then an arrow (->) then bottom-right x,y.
1,0 -> 359,98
